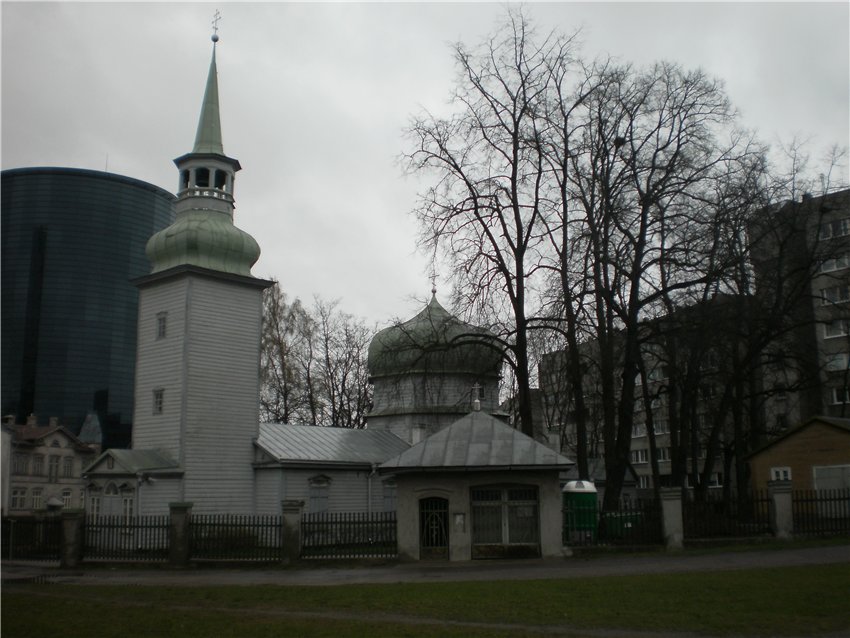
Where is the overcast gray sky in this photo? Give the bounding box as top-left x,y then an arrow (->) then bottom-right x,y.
3,2 -> 848,326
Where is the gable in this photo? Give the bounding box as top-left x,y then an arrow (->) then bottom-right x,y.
749,418 -> 850,461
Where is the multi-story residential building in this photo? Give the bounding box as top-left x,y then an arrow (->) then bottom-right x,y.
540,188 -> 850,498
5,419 -> 100,515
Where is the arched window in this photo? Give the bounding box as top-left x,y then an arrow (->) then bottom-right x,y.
180,170 -> 190,190
195,167 -> 210,187
214,169 -> 227,190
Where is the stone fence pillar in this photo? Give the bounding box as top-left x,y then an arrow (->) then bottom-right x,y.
281,500 -> 304,565
169,502 -> 193,567
767,480 -> 793,540
60,510 -> 85,568
659,488 -> 683,550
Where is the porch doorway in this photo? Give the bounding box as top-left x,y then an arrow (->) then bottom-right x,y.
419,497 -> 449,559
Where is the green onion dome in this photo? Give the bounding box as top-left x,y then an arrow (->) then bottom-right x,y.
368,295 -> 502,379
145,209 -> 260,276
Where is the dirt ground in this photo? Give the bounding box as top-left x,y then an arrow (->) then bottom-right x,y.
3,542 -> 848,587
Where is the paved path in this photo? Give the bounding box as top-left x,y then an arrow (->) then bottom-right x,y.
3,543 -> 849,587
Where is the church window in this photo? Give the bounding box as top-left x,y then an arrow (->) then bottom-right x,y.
153,388 -> 164,415
156,312 -> 167,339
195,167 -> 210,187
89,495 -> 101,518
180,170 -> 190,190
214,169 -> 227,190
308,475 -> 331,514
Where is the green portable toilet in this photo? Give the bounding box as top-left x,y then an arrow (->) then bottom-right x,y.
562,480 -> 598,544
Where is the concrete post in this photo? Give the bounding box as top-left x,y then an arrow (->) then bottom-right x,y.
659,488 -> 684,550
767,480 -> 793,540
281,500 -> 304,565
60,510 -> 85,568
169,502 -> 193,567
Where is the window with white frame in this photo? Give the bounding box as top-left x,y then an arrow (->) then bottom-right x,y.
89,495 -> 101,518
830,387 -> 849,405
308,475 -> 331,513
11,488 -> 27,509
821,285 -> 850,306
156,312 -> 168,339
62,489 -> 73,508
31,488 -> 43,510
13,454 -> 29,475
656,447 -> 670,462
122,496 -> 134,522
153,388 -> 164,415
637,475 -> 651,489
770,466 -> 792,481
652,420 -> 669,435
382,480 -> 397,512
631,449 -> 648,464
632,423 -> 646,438
824,319 -> 850,339
48,455 -> 60,482
819,217 -> 850,240
820,252 -> 850,273
826,353 -> 850,372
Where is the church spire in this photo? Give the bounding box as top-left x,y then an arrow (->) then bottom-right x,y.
145,22 -> 261,278
192,41 -> 224,155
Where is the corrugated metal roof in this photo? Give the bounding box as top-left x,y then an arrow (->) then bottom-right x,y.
257,423 -> 410,466
380,411 -> 574,471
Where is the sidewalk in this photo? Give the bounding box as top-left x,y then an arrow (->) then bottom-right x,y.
4,543 -> 848,587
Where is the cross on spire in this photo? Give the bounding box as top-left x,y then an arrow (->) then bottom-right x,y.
211,10 -> 221,42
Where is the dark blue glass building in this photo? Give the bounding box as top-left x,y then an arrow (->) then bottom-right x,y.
1,167 -> 175,447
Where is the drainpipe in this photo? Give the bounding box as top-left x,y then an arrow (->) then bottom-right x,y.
367,463 -> 378,515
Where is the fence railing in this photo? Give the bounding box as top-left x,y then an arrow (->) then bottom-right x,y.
191,514 -> 282,561
683,491 -> 771,539
563,499 -> 662,547
2,516 -> 62,561
85,515 -> 169,562
792,489 -> 850,536
301,511 -> 397,559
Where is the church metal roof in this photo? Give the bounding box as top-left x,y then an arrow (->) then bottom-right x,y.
379,411 -> 574,473
256,423 -> 410,467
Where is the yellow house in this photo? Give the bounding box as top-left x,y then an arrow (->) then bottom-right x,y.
748,417 -> 850,492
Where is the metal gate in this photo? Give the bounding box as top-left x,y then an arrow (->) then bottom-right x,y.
419,497 -> 449,559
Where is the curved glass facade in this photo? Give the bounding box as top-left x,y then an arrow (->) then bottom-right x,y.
1,168 -> 175,447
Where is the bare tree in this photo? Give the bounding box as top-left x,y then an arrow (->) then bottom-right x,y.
260,283 -> 373,428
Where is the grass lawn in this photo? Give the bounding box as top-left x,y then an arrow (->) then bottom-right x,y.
4,562 -> 849,637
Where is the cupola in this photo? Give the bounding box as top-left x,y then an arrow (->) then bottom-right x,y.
145,33 -> 261,277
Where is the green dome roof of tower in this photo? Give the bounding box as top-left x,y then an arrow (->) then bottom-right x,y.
145,209 -> 260,276
368,295 -> 502,379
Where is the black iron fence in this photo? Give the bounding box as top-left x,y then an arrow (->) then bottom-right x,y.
683,491 -> 772,539
84,515 -> 170,562
563,499 -> 663,547
191,514 -> 282,561
793,489 -> 850,536
301,511 -> 397,559
2,516 -> 62,561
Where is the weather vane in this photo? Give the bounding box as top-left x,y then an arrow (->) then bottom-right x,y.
211,10 -> 221,43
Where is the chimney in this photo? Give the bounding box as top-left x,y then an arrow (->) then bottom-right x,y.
26,414 -> 38,426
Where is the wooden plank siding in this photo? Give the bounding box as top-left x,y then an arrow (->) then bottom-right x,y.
181,276 -> 264,513
132,280 -> 189,457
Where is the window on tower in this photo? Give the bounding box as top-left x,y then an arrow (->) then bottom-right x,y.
153,389 -> 165,415
156,312 -> 167,339
214,170 -> 227,190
